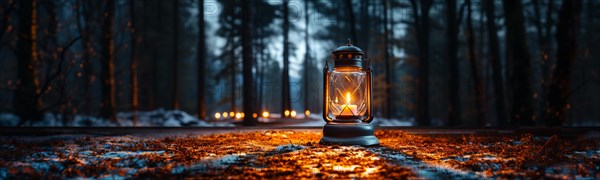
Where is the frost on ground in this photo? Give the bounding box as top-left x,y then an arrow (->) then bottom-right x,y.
0,109 -> 233,127
1,130 -> 599,179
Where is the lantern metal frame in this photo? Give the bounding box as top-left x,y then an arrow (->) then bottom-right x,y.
319,42 -> 379,146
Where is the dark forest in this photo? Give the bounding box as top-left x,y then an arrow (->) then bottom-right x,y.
0,0 -> 599,127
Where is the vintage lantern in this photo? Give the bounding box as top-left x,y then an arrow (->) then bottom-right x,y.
320,40 -> 379,146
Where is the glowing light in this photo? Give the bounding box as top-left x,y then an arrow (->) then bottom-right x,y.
222,112 -> 229,118
252,113 -> 258,118
305,110 -> 310,117
284,110 -> 290,117
214,112 -> 221,119
241,113 -> 245,118
340,92 -> 357,116
262,111 -> 270,118
229,111 -> 235,117
346,92 -> 351,103
290,110 -> 297,118
235,113 -> 242,119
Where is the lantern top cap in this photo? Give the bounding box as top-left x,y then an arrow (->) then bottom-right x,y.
332,39 -> 364,55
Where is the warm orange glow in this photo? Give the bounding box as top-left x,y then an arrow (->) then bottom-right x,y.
340,92 -> 357,116
229,111 -> 235,117
262,111 -> 270,118
284,110 -> 290,117
252,113 -> 258,118
290,110 -> 297,118
241,113 -> 245,118
214,112 -> 221,119
305,110 -> 310,117
235,113 -> 242,119
222,112 -> 229,118
346,92 -> 351,103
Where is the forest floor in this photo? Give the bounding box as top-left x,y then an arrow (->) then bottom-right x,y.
1,128 -> 599,179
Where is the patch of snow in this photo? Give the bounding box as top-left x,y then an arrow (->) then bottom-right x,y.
369,147 -> 485,179
101,151 -> 166,159
272,144 -> 305,154
0,113 -> 18,126
0,109 -> 233,127
0,168 -> 7,179
171,166 -> 185,174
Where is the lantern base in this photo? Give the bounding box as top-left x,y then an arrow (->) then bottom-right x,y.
319,122 -> 379,146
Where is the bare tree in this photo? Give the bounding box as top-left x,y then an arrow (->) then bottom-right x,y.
466,0 -> 487,126
0,0 -> 16,53
14,0 -> 42,126
503,0 -> 534,126
485,0 -> 508,126
547,0 -> 581,126
303,0 -> 310,116
130,0 -> 139,125
172,0 -> 180,110
197,0 -> 207,119
242,0 -> 257,125
345,0 -> 357,45
409,0 -> 432,126
100,0 -> 117,122
445,0 -> 461,126
532,0 -> 554,124
383,0 -> 393,120
281,0 -> 291,116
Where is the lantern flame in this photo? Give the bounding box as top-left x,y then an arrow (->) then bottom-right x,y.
346,92 -> 351,103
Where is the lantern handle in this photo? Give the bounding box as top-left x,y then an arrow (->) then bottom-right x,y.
323,62 -> 333,122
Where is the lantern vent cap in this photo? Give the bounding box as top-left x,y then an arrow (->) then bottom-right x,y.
332,39 -> 364,55
331,39 -> 364,68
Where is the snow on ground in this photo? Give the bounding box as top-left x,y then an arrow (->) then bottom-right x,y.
0,109 -> 233,127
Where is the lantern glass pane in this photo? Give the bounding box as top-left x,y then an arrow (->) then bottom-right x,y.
328,67 -> 367,118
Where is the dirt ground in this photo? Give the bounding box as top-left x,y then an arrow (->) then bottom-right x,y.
1,129 -> 599,179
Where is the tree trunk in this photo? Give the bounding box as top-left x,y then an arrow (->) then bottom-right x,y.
197,0 -> 206,119
100,0 -> 117,122
445,0 -> 461,126
466,0 -> 486,126
172,0 -> 180,110
360,0 -> 369,50
345,0 -> 357,45
383,0 -> 392,120
533,0 -> 554,124
15,0 -> 42,125
281,0 -> 291,116
130,0 -> 139,125
75,1 -> 95,116
242,0 -> 257,125
229,35 -> 236,113
0,1 -> 16,53
547,0 -> 581,126
485,0 -> 508,126
410,0 -> 432,126
303,0 -> 310,116
503,0 -> 534,126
